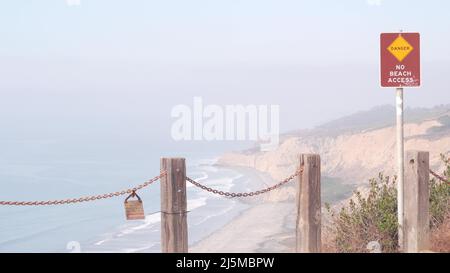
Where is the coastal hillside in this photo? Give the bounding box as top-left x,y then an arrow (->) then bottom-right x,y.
218,104 -> 450,201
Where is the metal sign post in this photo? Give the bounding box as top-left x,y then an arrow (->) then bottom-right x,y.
396,86 -> 404,249
380,32 -> 420,250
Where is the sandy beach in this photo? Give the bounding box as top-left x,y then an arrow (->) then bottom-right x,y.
190,202 -> 296,253
188,165 -> 298,253
189,164 -> 353,253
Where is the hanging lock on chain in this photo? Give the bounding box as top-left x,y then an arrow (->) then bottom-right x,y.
124,190 -> 145,220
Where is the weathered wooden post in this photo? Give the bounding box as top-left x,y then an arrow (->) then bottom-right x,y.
296,154 -> 321,253
160,158 -> 188,253
404,151 -> 430,253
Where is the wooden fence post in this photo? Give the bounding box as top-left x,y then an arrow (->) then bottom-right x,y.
296,154 -> 321,253
160,158 -> 188,253
404,151 -> 430,253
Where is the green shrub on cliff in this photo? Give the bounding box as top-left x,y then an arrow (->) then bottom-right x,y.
326,154 -> 450,253
430,154 -> 450,228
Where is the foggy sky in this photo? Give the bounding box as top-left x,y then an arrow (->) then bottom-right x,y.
1,0 -> 449,155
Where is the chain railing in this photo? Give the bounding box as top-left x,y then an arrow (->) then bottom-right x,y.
186,168 -> 303,198
429,169 -> 450,184
0,167 -> 445,207
0,171 -> 166,206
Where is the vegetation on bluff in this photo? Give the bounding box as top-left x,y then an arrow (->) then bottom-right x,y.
325,154 -> 450,253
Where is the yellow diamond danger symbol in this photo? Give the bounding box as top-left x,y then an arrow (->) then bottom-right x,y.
387,35 -> 414,62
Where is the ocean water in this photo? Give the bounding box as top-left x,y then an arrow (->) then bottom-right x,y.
81,159 -> 255,253
0,150 -> 353,253
0,156 -> 254,253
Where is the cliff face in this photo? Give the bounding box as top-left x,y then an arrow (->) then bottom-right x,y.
218,114 -> 450,187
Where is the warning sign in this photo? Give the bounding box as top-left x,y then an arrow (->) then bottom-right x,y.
380,33 -> 420,87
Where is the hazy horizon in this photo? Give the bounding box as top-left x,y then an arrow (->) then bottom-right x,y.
1,0 -> 450,155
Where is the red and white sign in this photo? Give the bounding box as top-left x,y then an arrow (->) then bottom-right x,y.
380,33 -> 420,87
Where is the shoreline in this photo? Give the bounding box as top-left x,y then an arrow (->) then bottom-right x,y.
190,201 -> 295,253
190,165 -> 295,253
190,165 -> 353,253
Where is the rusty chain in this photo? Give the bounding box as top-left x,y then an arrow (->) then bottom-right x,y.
186,168 -> 303,198
3,167 -> 442,206
0,171 -> 166,206
429,169 -> 450,184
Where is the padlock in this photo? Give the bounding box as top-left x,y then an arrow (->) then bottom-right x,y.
124,191 -> 145,220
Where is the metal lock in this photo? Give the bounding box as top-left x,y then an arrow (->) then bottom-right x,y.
124,191 -> 145,220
